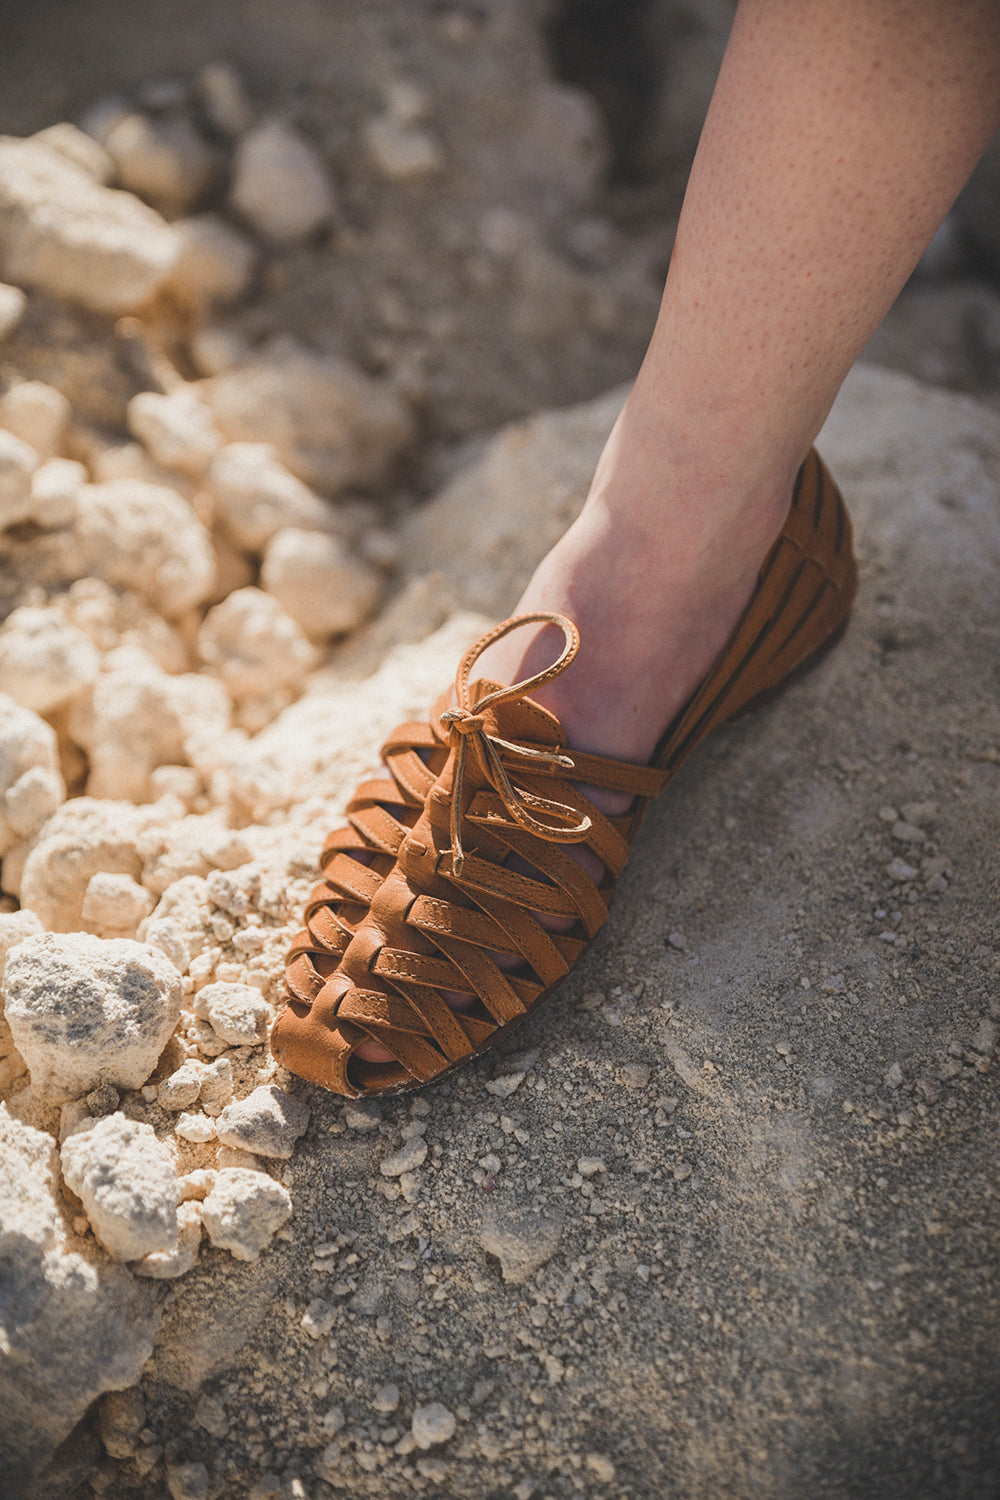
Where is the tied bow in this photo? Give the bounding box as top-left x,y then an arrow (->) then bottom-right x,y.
439,612 -> 592,877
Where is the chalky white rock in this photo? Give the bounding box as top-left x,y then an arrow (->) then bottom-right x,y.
60,1113 -> 180,1261
74,479 -> 216,618
0,605 -> 101,715
192,980 -> 275,1047
3,932 -> 182,1101
200,1165 -> 292,1260
168,213 -> 257,308
261,527 -> 381,640
0,1107 -> 159,1487
0,380 -> 70,459
0,427 -> 38,528
201,337 -> 414,493
0,693 -> 65,860
214,1084 -> 310,1158
68,646 -> 231,802
229,118 -> 334,242
206,442 -> 333,551
197,587 -> 317,713
127,387 -> 223,476
0,135 -> 179,313
102,110 -> 219,218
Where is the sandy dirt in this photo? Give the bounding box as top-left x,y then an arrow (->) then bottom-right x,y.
0,4 -> 998,1499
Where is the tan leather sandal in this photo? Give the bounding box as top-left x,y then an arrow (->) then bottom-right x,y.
272,448 -> 858,1097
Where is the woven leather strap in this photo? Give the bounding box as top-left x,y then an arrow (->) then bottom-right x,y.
272,447 -> 857,1096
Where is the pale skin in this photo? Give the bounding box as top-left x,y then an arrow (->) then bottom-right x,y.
356,0 -> 1000,1062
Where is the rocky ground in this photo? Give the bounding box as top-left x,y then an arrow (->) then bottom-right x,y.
1,4 -> 999,1499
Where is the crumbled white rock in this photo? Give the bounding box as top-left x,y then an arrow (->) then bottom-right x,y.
198,1055 -> 234,1116
158,1059 -> 210,1111
206,442 -> 333,551
214,1084 -> 310,1158
126,387 -> 223,476
0,380 -> 70,460
0,909 -> 41,1069
60,577 -> 188,674
3,932 -> 181,1102
167,213 -> 257,307
0,693 -> 64,859
60,1113 -> 180,1261
192,980 -> 275,1047
0,1106 -> 160,1487
0,605 -> 101,714
261,527 -> 381,640
0,909 -> 43,986
75,479 -> 216,618
301,1298 -> 337,1340
68,646 -> 231,802
201,1166 -> 292,1260
229,118 -> 334,242
0,427 -> 39,528
81,871 -> 155,938
411,1402 -> 457,1450
88,437 -> 191,491
197,588 -> 317,723
0,135 -> 179,313
195,61 -> 253,137
28,456 -> 85,529
173,1111 -> 216,1143
31,121 -> 114,182
102,111 -> 219,219
200,337 -> 414,493
0,281 -> 26,340
178,1167 -> 216,1201
15,795 -> 159,927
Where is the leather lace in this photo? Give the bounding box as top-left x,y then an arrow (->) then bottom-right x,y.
439,612 -> 593,875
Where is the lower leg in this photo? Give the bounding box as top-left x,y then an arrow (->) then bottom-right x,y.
352,0 -> 1000,1064
479,0 -> 1000,764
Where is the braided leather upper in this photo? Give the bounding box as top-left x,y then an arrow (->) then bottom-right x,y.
272,448 -> 857,1096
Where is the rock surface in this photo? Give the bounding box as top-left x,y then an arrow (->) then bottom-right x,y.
3,932 -> 182,1101
0,134 -> 178,312
229,118 -> 334,243
213,1084 -> 310,1158
200,1166 -> 292,1260
0,1107 -> 159,1490
60,1112 -> 180,1261
0,692 -> 64,857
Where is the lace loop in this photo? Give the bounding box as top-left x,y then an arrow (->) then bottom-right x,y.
441,612 -> 592,876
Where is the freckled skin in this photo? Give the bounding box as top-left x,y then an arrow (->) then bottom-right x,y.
355,0 -> 1000,1063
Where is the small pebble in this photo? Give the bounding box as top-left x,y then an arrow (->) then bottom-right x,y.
411,1401 -> 456,1449
380,1138 -> 428,1177
174,1112 -> 216,1144
85,1083 -> 120,1116
585,1452 -> 616,1483
620,1062 -> 651,1088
